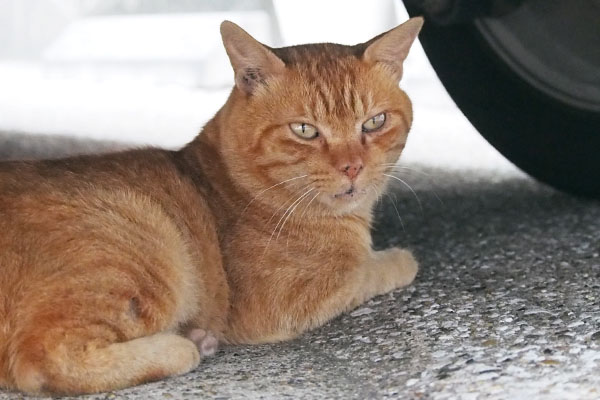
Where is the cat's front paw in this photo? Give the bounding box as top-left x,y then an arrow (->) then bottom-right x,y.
375,247 -> 418,289
393,248 -> 418,287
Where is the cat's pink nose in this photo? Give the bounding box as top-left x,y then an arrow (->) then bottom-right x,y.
339,161 -> 363,180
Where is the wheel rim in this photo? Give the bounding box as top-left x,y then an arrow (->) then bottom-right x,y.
475,0 -> 600,112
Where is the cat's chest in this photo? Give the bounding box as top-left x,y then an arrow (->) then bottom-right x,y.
228,215 -> 371,267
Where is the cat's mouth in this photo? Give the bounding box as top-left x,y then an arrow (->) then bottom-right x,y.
333,185 -> 366,200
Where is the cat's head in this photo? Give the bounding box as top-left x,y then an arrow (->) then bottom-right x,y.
218,18 -> 423,215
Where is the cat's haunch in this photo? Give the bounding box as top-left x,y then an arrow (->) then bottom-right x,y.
0,17 -> 423,395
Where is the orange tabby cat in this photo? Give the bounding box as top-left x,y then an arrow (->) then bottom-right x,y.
0,17 -> 423,395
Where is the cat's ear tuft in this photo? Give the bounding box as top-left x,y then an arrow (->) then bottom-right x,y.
362,17 -> 424,81
220,21 -> 285,95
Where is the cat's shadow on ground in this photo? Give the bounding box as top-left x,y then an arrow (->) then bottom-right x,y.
372,165 -> 594,253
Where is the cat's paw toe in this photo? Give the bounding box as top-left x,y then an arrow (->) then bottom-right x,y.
187,329 -> 219,357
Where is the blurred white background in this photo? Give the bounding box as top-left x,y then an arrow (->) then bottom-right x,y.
0,0 -> 518,172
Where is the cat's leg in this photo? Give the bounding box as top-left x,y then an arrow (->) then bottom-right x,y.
8,272 -> 213,396
227,247 -> 417,343
8,244 -> 208,394
8,265 -> 215,397
12,331 -> 201,395
294,247 -> 418,336
8,271 -> 219,395
7,271 -> 206,396
302,247 -> 418,330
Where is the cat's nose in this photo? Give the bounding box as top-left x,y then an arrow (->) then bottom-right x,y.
339,161 -> 363,180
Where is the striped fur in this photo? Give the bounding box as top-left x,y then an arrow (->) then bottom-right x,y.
0,18 -> 423,395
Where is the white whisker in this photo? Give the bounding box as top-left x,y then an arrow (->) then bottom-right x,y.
285,191 -> 321,251
239,174 -> 309,219
369,184 -> 383,204
298,191 -> 321,221
264,183 -> 312,228
382,165 -> 432,178
385,193 -> 405,233
383,173 -> 423,213
263,187 -> 314,257
382,166 -> 444,207
276,188 -> 315,241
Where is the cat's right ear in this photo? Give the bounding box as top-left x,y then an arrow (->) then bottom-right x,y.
220,21 -> 285,95
361,17 -> 424,81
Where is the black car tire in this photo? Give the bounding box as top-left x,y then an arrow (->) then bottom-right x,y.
404,2 -> 600,198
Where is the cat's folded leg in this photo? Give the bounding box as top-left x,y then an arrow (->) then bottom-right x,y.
11,331 -> 201,395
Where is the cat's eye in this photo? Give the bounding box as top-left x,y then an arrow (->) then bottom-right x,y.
362,113 -> 386,133
290,123 -> 319,139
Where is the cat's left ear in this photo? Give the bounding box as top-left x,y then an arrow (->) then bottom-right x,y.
220,21 -> 286,95
362,17 -> 424,81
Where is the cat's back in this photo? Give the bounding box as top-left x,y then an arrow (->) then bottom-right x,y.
0,148 -> 211,224
0,148 -> 194,290
0,147 -> 220,272
0,147 -> 224,320
0,149 -> 187,268
0,148 -> 177,194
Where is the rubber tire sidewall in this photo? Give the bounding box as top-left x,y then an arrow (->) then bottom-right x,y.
405,4 -> 600,198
